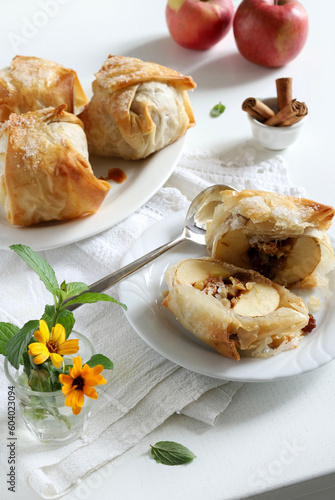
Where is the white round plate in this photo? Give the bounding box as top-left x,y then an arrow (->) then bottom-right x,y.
0,136 -> 185,251
119,211 -> 335,382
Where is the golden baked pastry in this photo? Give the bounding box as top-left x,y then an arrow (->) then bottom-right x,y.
206,190 -> 335,289
0,105 -> 110,226
0,55 -> 88,120
79,54 -> 196,159
163,257 -> 310,360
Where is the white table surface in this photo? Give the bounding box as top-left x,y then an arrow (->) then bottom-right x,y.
1,1 -> 335,499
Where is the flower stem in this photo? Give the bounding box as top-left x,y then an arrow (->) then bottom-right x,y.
40,395 -> 71,429
52,294 -> 63,327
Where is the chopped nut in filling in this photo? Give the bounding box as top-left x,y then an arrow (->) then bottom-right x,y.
192,275 -> 250,308
268,334 -> 295,350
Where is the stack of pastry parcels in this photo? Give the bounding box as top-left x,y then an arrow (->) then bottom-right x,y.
0,55 -> 196,225
163,190 -> 335,360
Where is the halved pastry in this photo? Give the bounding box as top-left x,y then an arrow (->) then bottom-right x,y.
206,190 -> 335,289
79,54 -> 196,159
162,257 -> 310,360
0,55 -> 88,120
0,105 -> 110,226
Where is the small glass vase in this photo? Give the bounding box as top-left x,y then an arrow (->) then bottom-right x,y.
4,331 -> 94,445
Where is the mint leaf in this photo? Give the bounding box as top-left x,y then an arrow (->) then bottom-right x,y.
63,282 -> 89,299
0,323 -> 20,356
85,354 -> 113,370
54,282 -> 89,304
49,365 -> 63,390
28,368 -> 53,392
65,354 -> 114,372
10,244 -> 58,294
63,292 -> 127,310
22,351 -> 32,378
42,305 -> 55,330
58,310 -> 75,339
150,441 -> 196,466
210,102 -> 225,118
6,319 -> 40,369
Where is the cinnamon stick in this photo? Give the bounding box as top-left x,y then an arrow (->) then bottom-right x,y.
264,99 -> 308,127
276,78 -> 292,110
279,101 -> 308,126
242,97 -> 275,122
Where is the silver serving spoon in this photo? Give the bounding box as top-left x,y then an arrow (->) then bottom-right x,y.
66,184 -> 234,311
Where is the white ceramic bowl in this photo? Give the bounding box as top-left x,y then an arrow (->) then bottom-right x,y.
247,97 -> 307,150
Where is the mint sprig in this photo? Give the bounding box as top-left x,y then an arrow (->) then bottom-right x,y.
4,244 -> 127,369
10,244 -> 126,312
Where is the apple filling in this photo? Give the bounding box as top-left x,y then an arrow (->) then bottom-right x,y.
163,257 -> 311,360
192,273 -> 280,318
213,230 -> 322,287
248,235 -> 322,286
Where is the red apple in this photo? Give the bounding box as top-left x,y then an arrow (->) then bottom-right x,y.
233,0 -> 309,67
166,0 -> 234,50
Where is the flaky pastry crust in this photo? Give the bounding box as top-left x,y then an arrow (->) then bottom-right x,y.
163,257 -> 309,360
0,105 -> 110,226
79,55 -> 196,159
206,190 -> 335,289
0,55 -> 88,120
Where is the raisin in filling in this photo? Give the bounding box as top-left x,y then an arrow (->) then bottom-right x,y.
302,314 -> 317,334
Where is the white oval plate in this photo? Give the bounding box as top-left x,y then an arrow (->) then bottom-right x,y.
119,211 -> 335,382
0,136 -> 185,251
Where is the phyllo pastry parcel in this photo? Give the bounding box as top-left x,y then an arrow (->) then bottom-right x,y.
79,54 -> 196,159
206,190 -> 335,289
163,257 -> 310,360
0,105 -> 110,226
0,55 -> 88,120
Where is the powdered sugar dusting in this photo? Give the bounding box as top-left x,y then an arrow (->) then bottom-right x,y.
9,56 -> 67,88
95,55 -> 196,93
241,196 -> 271,218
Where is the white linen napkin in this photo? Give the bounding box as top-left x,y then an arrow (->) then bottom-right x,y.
0,149 -> 305,499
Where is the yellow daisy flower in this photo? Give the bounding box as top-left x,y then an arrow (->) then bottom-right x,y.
59,356 -> 106,415
28,319 -> 79,369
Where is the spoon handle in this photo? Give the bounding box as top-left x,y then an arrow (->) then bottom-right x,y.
65,233 -> 186,311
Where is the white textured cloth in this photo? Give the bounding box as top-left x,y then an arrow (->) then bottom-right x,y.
0,150 -> 304,498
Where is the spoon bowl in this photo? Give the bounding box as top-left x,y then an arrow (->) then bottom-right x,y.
185,183 -> 235,241
66,184 -> 235,311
